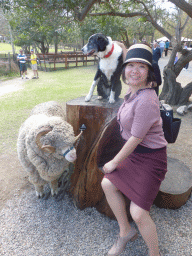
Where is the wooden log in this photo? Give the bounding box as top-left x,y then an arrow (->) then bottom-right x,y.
154,157 -> 192,209
66,96 -> 125,219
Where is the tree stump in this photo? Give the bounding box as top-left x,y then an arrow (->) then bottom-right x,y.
66,96 -> 127,219
154,157 -> 192,209
66,96 -> 192,219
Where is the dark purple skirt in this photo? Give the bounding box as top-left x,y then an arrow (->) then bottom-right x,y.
104,145 -> 167,211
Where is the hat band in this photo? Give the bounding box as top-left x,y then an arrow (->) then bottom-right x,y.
124,57 -> 152,66
125,48 -> 152,66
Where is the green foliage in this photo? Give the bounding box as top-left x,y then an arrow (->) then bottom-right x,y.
137,17 -> 147,23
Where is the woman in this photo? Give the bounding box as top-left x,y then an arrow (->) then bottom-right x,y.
101,43 -> 167,256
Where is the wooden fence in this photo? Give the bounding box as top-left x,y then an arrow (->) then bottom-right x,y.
0,53 -> 18,74
0,53 -> 12,73
36,51 -> 98,71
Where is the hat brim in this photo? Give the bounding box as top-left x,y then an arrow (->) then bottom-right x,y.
122,59 -> 154,71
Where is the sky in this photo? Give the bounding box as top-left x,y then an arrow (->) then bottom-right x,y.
155,0 -> 176,11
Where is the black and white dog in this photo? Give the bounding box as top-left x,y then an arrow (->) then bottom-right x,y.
82,33 -> 123,103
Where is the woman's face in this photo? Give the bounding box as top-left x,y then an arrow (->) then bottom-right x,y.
124,62 -> 149,87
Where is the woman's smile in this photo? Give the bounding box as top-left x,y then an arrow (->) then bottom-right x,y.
125,62 -> 148,87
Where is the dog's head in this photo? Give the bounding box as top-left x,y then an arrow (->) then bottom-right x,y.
82,33 -> 112,58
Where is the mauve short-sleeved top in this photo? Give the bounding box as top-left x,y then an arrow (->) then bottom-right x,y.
117,87 -> 167,149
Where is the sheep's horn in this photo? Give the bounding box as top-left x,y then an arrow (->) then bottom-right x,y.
36,126 -> 56,153
75,124 -> 86,143
75,130 -> 83,143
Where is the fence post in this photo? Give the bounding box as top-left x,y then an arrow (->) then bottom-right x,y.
65,54 -> 68,69
8,52 -> 11,72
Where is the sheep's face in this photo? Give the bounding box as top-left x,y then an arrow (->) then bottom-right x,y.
45,129 -> 76,162
61,146 -> 77,162
36,120 -> 77,162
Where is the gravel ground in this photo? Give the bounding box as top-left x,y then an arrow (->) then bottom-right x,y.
0,186 -> 191,256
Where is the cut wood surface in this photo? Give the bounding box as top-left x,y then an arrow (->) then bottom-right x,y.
154,157 -> 192,209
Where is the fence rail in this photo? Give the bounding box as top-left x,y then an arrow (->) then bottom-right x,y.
36,51 -> 98,71
0,51 -> 97,74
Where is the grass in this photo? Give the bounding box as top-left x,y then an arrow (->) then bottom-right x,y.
0,64 -> 128,153
0,65 -> 97,152
0,42 -> 20,54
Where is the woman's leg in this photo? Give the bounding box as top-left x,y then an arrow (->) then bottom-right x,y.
130,201 -> 160,256
101,178 -> 132,236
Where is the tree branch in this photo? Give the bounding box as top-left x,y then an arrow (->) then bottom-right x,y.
180,16 -> 190,31
90,10 -> 173,41
169,0 -> 192,18
74,0 -> 98,21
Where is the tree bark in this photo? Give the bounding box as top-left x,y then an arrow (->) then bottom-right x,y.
169,0 -> 192,19
160,45 -> 192,105
178,82 -> 192,105
160,68 -> 183,105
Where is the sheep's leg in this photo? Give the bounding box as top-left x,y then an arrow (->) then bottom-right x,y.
27,168 -> 46,198
34,184 -> 44,198
50,180 -> 58,196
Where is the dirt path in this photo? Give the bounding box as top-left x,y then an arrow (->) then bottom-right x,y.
0,69 -> 33,97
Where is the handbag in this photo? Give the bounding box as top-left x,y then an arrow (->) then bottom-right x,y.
160,104 -> 181,143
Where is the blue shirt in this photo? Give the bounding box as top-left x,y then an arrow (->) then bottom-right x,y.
152,47 -> 161,62
17,54 -> 27,63
165,41 -> 170,48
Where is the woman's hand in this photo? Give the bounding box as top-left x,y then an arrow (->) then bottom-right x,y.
103,160 -> 118,174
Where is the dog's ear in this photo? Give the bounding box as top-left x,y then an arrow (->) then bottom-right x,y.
96,34 -> 109,51
96,33 -> 107,40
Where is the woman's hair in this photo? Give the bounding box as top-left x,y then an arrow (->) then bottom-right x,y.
121,63 -> 157,86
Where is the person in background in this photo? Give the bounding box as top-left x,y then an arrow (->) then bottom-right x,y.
159,40 -> 165,57
17,49 -> 28,79
165,40 -> 170,56
152,41 -> 161,64
30,49 -> 39,79
183,42 -> 189,70
174,52 -> 178,64
152,41 -> 162,96
101,43 -> 167,256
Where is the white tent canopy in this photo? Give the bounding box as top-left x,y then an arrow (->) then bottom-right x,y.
156,36 -> 192,42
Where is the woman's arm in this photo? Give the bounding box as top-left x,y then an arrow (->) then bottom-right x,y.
103,136 -> 142,174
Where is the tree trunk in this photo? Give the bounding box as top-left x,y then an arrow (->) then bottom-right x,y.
54,32 -> 58,54
159,67 -> 183,105
178,82 -> 192,105
160,45 -> 192,105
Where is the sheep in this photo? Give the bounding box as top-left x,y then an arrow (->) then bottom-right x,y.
17,101 -> 81,198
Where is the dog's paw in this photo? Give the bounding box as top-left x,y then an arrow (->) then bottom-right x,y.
85,94 -> 91,102
97,96 -> 103,100
109,98 -> 116,104
109,91 -> 116,104
109,99 -> 115,104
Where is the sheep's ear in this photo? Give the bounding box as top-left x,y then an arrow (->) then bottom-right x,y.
41,145 -> 55,153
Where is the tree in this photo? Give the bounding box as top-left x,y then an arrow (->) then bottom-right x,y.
1,0 -> 87,53
74,0 -> 192,105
